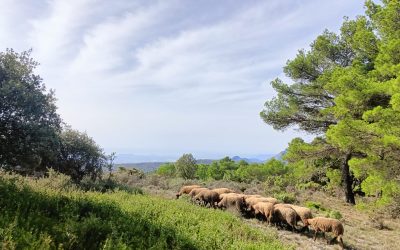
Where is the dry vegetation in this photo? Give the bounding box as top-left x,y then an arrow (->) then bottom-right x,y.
138,175 -> 400,250
254,194 -> 398,250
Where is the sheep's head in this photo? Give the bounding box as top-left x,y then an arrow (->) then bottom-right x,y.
175,193 -> 180,199
238,197 -> 246,211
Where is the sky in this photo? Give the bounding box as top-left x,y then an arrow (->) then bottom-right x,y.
0,0 -> 365,162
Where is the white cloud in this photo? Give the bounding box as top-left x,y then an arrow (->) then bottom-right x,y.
0,0 -> 364,160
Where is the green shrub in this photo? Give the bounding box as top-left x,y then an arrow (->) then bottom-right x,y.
156,163 -> 176,177
305,201 -> 325,211
276,192 -> 297,204
325,169 -> 342,192
305,201 -> 342,219
296,181 -> 321,191
78,176 -> 143,194
327,210 -> 343,220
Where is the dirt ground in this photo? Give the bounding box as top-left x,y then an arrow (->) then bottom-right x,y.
246,191 -> 400,250
145,185 -> 400,250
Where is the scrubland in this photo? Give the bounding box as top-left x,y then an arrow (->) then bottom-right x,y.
0,172 -> 286,250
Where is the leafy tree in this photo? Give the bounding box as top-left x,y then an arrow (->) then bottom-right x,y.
107,152 -> 116,179
156,163 -> 176,177
0,49 -> 61,172
261,1 -> 400,204
55,128 -> 106,181
235,159 -> 288,183
207,161 -> 224,180
175,153 -> 197,179
195,164 -> 209,180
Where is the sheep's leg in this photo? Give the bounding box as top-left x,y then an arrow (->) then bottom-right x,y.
329,236 -> 337,245
313,229 -> 319,241
338,235 -> 344,249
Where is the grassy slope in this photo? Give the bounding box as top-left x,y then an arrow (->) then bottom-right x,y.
0,176 -> 288,250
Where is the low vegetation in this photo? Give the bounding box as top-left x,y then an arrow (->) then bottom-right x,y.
0,171 -> 287,249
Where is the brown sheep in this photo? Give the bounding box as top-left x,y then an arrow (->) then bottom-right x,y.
188,187 -> 209,205
194,190 -> 220,208
212,188 -> 235,196
220,192 -> 243,199
253,202 -> 274,224
245,197 -> 278,213
272,204 -> 297,232
305,217 -> 344,249
212,188 -> 236,202
188,187 -> 209,199
288,205 -> 313,227
244,194 -> 262,199
217,193 -> 246,212
176,185 -> 201,199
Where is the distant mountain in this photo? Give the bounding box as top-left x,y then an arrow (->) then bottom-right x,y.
196,159 -> 214,164
115,159 -> 215,173
113,152 -> 285,173
114,154 -> 177,164
115,162 -> 165,173
272,150 -> 287,160
231,156 -> 263,163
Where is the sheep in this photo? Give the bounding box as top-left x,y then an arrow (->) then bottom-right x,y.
244,194 -> 263,199
245,197 -> 278,213
188,187 -> 209,199
176,185 -> 201,199
287,205 -> 313,229
220,192 -> 244,199
212,188 -> 235,196
211,188 -> 236,202
305,217 -> 344,249
271,204 -> 297,232
188,187 -> 209,205
245,196 -> 277,205
217,193 -> 246,212
253,202 -> 274,224
194,190 -> 220,208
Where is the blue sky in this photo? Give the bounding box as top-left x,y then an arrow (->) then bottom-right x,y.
0,0 -> 365,162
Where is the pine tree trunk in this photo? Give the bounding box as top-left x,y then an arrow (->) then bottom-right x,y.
342,153 -> 355,204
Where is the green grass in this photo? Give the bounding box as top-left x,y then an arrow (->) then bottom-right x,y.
0,173 -> 288,249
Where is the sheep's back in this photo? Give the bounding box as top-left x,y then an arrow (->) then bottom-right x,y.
311,217 -> 344,236
274,206 -> 297,225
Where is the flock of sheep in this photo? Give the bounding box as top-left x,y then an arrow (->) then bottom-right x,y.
176,185 -> 345,249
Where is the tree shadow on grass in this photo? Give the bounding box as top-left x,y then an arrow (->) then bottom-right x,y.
0,179 -> 197,250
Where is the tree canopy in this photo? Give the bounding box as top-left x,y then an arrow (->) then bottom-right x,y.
175,153 -> 197,179
0,49 -> 106,180
261,0 -> 400,205
0,49 -> 61,172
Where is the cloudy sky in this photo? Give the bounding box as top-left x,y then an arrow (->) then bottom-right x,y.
0,0 -> 365,162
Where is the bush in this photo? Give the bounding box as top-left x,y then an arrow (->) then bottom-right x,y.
296,181 -> 321,191
327,210 -> 343,220
305,201 -> 324,211
36,168 -> 76,191
78,176 -> 143,194
305,201 -> 342,219
156,163 -> 176,177
276,192 -> 297,204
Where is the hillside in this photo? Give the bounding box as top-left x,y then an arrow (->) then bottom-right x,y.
0,172 -> 287,249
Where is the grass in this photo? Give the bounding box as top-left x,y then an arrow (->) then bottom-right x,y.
0,173 -> 288,250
